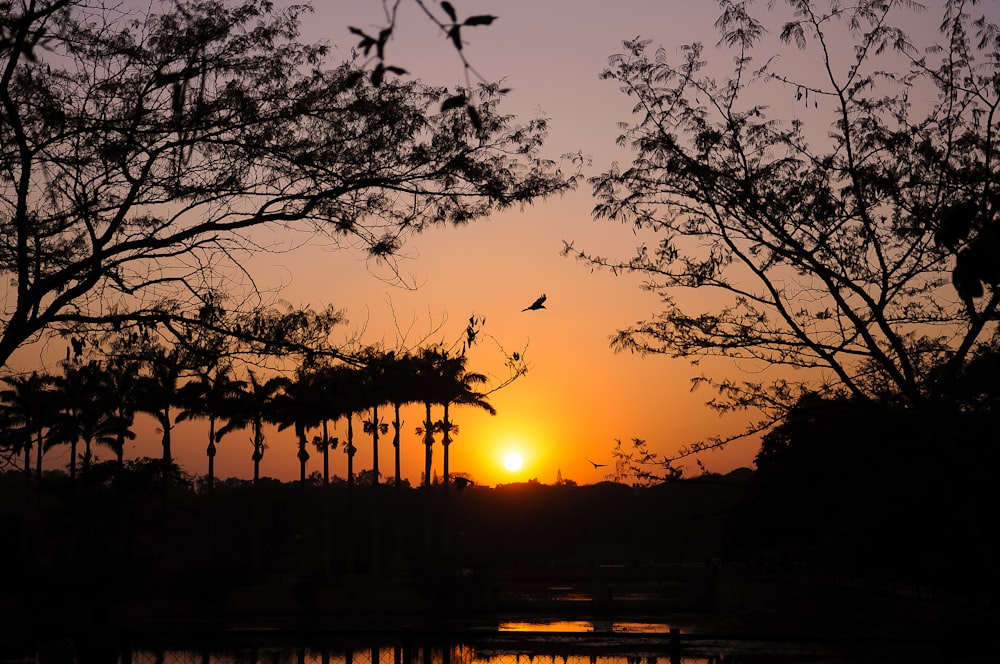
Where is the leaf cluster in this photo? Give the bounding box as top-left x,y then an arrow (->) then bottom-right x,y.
571,0 -> 1000,423
0,0 -> 574,368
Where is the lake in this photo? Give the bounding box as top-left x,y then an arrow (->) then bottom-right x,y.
1,619 -> 971,664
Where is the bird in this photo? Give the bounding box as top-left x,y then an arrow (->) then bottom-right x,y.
521,294 -> 547,311
586,458 -> 607,469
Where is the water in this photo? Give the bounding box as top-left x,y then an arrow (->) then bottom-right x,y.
0,625 -> 971,664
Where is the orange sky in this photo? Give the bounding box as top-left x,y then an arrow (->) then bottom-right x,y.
221,0 -> 759,486
24,0 -> 975,486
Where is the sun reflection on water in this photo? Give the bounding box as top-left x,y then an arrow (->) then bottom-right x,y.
498,620 -> 676,633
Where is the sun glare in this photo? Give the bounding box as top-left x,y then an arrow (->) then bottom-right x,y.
503,451 -> 524,472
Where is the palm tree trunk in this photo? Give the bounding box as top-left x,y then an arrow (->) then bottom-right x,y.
422,401 -> 434,487
346,413 -> 356,573
442,402 -> 452,490
83,438 -> 92,475
371,404 -> 380,485
392,401 -> 403,568
69,439 -> 78,480
206,416 -> 217,492
347,414 -> 355,490
252,420 -> 263,483
392,403 -> 402,489
34,429 -> 43,477
297,424 -> 309,484
159,409 -> 172,464
322,419 -> 330,486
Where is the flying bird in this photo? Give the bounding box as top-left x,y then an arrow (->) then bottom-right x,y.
586,458 -> 607,469
521,294 -> 547,311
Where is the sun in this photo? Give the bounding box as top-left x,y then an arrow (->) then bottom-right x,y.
503,451 -> 524,472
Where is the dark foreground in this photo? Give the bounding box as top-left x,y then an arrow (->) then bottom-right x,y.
0,469 -> 994,652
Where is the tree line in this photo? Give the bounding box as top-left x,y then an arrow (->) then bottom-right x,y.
4,0 -> 999,483
0,307 -> 509,491
0,0 -> 575,372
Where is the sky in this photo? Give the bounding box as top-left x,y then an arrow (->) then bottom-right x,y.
222,0 -> 758,487
26,0 -> 976,487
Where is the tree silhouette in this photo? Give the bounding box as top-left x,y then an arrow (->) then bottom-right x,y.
309,364 -> 354,486
414,348 -> 446,487
0,0 -> 573,367
176,364 -> 246,492
133,345 -> 188,465
568,0 -> 1000,461
381,352 -> 423,490
46,361 -> 119,479
0,371 -> 58,477
216,370 -> 285,484
360,355 -> 391,486
269,369 -> 323,485
338,368 -> 370,492
435,353 -> 495,490
101,355 -> 141,466
411,346 -> 495,487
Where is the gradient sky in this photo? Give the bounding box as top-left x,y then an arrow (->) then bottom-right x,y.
227,0 -> 757,487
29,0 -> 973,486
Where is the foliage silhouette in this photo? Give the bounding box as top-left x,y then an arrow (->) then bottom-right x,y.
0,0 -> 574,367
569,0 -> 1000,470
0,371 -> 57,476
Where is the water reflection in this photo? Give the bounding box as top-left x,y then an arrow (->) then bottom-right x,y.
125,646 -> 695,664
10,631 -> 957,664
498,621 -> 676,634
499,621 -> 596,632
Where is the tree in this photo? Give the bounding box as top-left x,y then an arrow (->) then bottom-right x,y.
46,360 -> 120,478
309,363 -> 354,486
217,369 -> 285,483
0,370 -> 58,476
380,352 -> 423,490
744,355 -> 999,589
101,355 -> 141,466
0,0 -> 574,368
133,344 -> 189,465
349,0 -> 500,96
360,354 -> 390,486
269,368 -> 322,485
176,363 -> 246,491
414,348 -> 445,487
567,0 -> 1000,462
435,353 -> 495,490
410,346 -> 496,487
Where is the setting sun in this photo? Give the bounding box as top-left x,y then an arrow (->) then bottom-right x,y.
503,451 -> 524,472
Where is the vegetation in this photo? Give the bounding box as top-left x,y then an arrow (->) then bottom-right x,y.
2,0 -> 997,640
0,326 -> 507,488
0,464 -> 748,630
567,0 -> 1000,472
0,0 -> 574,368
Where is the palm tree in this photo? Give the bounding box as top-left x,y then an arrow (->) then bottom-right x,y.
216,370 -> 285,483
0,371 -> 58,478
381,353 -> 422,489
310,364 -> 368,491
269,369 -> 322,484
0,412 -> 31,476
436,354 -> 496,490
310,364 -> 354,486
47,361 -> 120,479
176,364 -> 246,491
102,356 -> 141,466
359,353 -> 393,485
414,347 -> 447,487
133,346 -> 187,464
